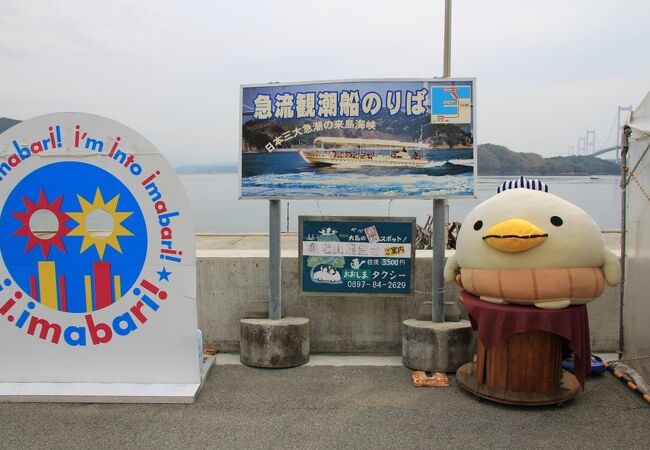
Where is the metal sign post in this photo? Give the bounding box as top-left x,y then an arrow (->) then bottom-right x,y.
404,0 -> 475,372
432,200 -> 446,322
443,0 -> 452,78
432,0 -> 453,323
240,198 -> 308,368
269,199 -> 281,320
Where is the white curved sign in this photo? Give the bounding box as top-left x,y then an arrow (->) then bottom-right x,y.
0,113 -> 200,398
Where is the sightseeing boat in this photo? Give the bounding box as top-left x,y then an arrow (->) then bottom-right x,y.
298,137 -> 430,168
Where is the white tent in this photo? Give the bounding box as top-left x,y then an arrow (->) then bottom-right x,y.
621,91 -> 650,391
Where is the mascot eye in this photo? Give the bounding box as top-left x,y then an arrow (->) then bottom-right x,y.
473,220 -> 483,231
550,216 -> 563,227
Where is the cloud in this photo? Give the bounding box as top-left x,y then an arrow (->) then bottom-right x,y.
0,0 -> 648,163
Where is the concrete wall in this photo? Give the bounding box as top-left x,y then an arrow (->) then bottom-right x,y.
197,250 -> 620,354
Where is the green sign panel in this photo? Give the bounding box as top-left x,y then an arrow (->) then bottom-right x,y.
299,216 -> 415,295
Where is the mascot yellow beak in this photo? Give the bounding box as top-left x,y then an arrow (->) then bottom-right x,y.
483,218 -> 547,253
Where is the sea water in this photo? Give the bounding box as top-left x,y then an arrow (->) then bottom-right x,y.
22,173 -> 621,232
181,174 -> 622,232
240,150 -> 474,198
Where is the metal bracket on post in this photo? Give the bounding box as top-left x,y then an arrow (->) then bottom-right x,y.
269,199 -> 281,320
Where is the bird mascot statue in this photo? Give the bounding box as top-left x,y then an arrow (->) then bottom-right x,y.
444,177 -> 621,309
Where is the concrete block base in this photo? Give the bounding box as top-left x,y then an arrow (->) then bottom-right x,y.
402,319 -> 475,373
0,356 -> 216,403
240,317 -> 310,368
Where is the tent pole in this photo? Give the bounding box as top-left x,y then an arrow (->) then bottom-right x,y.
618,125 -> 631,360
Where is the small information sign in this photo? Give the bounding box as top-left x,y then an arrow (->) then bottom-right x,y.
299,216 -> 415,295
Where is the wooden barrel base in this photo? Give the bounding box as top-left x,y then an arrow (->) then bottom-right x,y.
456,362 -> 580,406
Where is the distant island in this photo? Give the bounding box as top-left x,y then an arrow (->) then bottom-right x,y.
0,117 -> 20,133
0,117 -> 619,176
177,145 -> 620,176
175,164 -> 238,174
477,143 -> 620,176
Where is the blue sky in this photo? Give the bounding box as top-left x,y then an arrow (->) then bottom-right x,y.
0,0 -> 648,164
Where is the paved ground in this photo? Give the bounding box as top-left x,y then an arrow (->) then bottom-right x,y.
0,361 -> 646,450
1,232 -> 628,449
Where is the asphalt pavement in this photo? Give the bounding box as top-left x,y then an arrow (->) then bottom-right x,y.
0,361 -> 647,450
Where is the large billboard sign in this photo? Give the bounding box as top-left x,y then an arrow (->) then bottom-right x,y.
299,216 -> 415,296
240,79 -> 475,199
0,113 -> 201,399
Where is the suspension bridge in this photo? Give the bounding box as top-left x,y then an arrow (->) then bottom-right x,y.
570,105 -> 632,159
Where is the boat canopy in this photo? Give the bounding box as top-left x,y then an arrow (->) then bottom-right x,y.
313,137 -> 429,149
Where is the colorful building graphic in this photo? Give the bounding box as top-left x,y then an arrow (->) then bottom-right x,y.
83,261 -> 121,312
67,188 -> 134,312
0,162 -> 147,313
33,261 -> 66,311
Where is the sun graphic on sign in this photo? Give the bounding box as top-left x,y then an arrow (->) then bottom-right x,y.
67,188 -> 134,259
12,189 -> 71,258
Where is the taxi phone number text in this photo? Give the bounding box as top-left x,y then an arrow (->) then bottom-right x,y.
346,281 -> 407,289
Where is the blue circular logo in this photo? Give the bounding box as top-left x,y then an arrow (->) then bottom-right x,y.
0,161 -> 147,313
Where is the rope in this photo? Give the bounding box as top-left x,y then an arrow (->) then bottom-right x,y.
613,354 -> 650,364
621,140 -> 650,201
623,140 -> 650,188
628,170 -> 650,202
602,359 -> 650,404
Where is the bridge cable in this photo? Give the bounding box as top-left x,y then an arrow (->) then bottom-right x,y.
600,113 -> 618,151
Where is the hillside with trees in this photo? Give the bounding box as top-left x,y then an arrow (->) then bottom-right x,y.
242,112 -> 473,151
477,143 -> 619,175
1,116 -> 619,175
0,117 -> 20,134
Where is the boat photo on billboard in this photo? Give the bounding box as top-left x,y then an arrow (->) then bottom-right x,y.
298,137 -> 431,168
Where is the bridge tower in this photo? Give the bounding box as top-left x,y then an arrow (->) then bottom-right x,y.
616,105 -> 632,159
577,137 -> 586,155
585,129 -> 596,155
